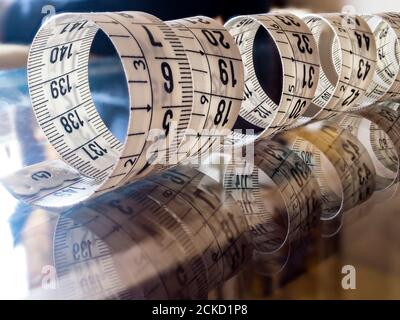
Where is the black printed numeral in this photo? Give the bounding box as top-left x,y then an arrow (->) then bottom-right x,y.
343,138 -> 360,161
276,16 -> 301,27
302,65 -> 315,88
342,89 -> 360,106
161,62 -> 174,93
290,161 -> 309,188
234,174 -> 249,188
162,109 -> 173,136
288,99 -> 306,119
219,59 -> 237,87
358,163 -> 372,185
50,75 -> 72,99
60,110 -> 84,133
72,240 -> 92,260
293,34 -> 313,54
357,59 -> 371,80
234,33 -> 244,46
201,29 -> 230,49
354,31 -> 370,51
50,44 -> 73,64
214,100 -> 232,126
133,59 -> 146,70
82,141 -> 107,160
142,25 -> 163,47
243,84 -> 253,100
60,21 -> 88,34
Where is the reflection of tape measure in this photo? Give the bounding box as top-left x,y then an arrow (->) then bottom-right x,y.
53,166 -> 252,299
361,105 -> 400,175
276,122 -> 376,220
2,11 -> 400,209
54,214 -> 127,299
143,167 -> 252,283
334,105 -> 400,191
221,139 -> 322,254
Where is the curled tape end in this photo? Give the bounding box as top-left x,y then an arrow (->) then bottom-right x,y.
1,160 -> 80,197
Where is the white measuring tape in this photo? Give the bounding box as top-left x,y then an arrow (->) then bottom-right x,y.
2,12 -> 244,206
295,13 -> 376,123
335,105 -> 400,191
223,13 -> 320,140
2,11 -> 400,209
220,139 -> 322,254
51,106 -> 400,298
52,166 -> 252,299
276,122 -> 377,221
361,13 -> 400,104
274,102 -> 400,222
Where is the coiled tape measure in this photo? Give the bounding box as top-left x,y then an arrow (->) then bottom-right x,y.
2,12 -> 244,206
335,105 -> 400,191
52,166 -> 252,299
299,13 -> 376,121
223,13 -> 320,140
275,102 -> 400,219
220,139 -> 322,254
50,104 -> 400,298
276,122 -> 377,220
2,10 -> 400,210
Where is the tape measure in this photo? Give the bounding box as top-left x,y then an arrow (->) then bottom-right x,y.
53,166 -> 252,299
52,143 -> 325,297
361,13 -> 400,104
223,12 -> 320,144
2,10 -> 400,210
220,139 -> 322,254
335,105 -> 400,191
50,108 -> 400,298
361,105 -> 400,176
299,13 -> 376,122
275,121 -> 377,221
2,11 -> 244,207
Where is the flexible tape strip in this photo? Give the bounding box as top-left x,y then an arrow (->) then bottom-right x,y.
222,139 -> 322,254
359,104 -> 400,172
31,12 -> 194,184
2,12 -> 245,207
52,114 -> 397,298
60,204 -> 208,299
300,14 -> 377,121
3,11 -> 400,209
143,167 -> 252,283
334,106 -> 400,191
277,122 -> 376,220
54,215 -> 134,299
128,179 -> 225,289
224,13 -> 320,142
53,142 -> 325,297
360,14 -> 400,105
27,11 -> 195,196
165,17 -> 244,160
222,158 -> 289,254
85,189 -> 210,299
278,133 -> 343,219
112,176 -> 225,291
371,13 -> 400,101
53,166 -> 252,299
